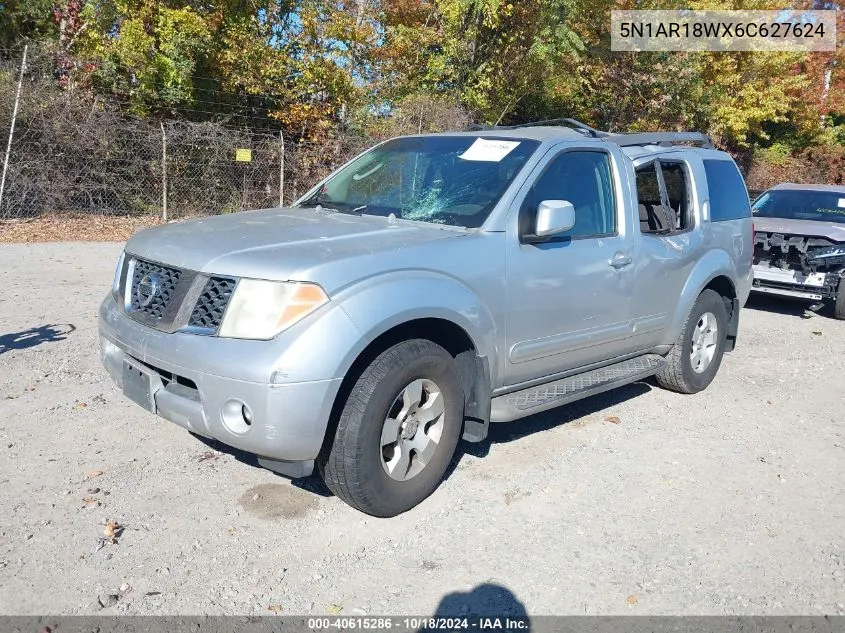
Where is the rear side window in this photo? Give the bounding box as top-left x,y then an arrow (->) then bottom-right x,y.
661,163 -> 689,225
635,160 -> 690,234
703,159 -> 751,221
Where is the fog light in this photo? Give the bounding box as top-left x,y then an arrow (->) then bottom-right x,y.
221,399 -> 253,434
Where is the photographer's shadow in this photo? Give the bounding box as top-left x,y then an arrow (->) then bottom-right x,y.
423,583 -> 530,631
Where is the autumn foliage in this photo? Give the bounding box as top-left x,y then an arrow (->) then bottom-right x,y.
1,0 -> 843,184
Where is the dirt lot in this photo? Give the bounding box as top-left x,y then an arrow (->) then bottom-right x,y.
0,242 -> 843,616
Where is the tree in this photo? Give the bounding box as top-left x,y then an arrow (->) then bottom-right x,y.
0,0 -> 56,50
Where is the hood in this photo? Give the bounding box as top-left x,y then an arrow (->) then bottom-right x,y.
125,207 -> 465,283
753,216 -> 845,243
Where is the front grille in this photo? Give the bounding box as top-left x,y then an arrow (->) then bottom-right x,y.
188,277 -> 237,330
129,259 -> 182,319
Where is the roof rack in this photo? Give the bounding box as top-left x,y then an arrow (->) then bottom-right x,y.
600,131 -> 713,149
465,118 -> 598,137
465,118 -> 713,149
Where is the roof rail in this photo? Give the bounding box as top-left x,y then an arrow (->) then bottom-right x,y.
465,118 -> 596,137
599,131 -> 714,149
466,118 -> 713,149
463,119 -> 713,148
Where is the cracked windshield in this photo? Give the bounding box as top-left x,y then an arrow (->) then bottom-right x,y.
299,136 -> 539,228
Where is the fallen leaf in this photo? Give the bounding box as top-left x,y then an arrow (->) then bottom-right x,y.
327,604 -> 343,615
0,214 -> 163,244
82,497 -> 101,509
627,595 -> 638,606
605,415 -> 621,425
76,401 -> 88,408
104,520 -> 122,543
267,604 -> 284,614
86,470 -> 104,479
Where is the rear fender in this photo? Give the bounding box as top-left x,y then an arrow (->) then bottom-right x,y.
668,249 -> 737,343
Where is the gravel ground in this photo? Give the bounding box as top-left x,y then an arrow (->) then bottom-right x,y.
0,242 -> 843,616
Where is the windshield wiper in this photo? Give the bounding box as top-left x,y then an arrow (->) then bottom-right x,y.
298,201 -> 337,212
299,200 -> 370,216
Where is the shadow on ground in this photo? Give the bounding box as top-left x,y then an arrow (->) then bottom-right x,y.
744,294 -> 825,318
429,583 -> 529,622
192,380 -> 651,500
189,432 -> 334,497
0,324 -> 76,354
451,381 -> 652,466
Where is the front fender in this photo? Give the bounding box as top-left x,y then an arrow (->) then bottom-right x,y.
332,270 -> 499,384
668,249 -> 738,342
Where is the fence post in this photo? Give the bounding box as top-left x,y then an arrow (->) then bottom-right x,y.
160,122 -> 168,222
0,44 -> 28,217
279,130 -> 285,207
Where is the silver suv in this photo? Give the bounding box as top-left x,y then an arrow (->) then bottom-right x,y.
99,121 -> 753,516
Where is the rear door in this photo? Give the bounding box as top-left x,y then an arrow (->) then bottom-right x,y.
629,152 -> 705,349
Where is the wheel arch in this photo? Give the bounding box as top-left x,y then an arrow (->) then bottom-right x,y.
322,317 -> 492,461
669,250 -> 741,348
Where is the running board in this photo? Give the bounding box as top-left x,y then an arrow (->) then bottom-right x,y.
490,354 -> 666,423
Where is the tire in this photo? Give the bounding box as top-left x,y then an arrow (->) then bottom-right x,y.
656,289 -> 729,394
833,277 -> 845,320
317,339 -> 464,517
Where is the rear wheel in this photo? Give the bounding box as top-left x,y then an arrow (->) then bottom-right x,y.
656,289 -> 728,394
318,339 -> 464,517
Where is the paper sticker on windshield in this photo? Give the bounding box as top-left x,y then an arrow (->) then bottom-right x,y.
459,138 -> 520,162
838,198 -> 845,209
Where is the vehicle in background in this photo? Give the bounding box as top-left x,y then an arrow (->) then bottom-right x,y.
751,183 -> 845,319
99,120 -> 753,517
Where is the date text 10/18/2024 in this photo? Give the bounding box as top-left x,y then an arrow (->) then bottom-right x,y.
307,617 -> 530,631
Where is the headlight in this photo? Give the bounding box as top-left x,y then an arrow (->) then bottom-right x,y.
218,279 -> 328,340
112,251 -> 126,295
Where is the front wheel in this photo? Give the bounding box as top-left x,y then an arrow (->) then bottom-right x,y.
318,339 -> 464,517
833,277 -> 845,320
656,289 -> 729,394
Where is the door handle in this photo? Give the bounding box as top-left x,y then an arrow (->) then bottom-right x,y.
609,253 -> 632,269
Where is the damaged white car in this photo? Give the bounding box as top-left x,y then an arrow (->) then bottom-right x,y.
752,183 -> 845,319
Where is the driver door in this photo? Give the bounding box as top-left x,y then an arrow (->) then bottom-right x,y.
503,146 -> 636,387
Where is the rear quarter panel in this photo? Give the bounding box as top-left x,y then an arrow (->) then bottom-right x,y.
666,151 -> 753,342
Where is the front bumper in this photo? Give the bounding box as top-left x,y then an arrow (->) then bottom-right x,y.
751,264 -> 838,301
98,294 -> 348,470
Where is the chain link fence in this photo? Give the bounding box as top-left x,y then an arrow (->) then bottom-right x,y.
0,46 -> 371,220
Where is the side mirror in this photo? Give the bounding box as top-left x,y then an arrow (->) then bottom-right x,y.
524,200 -> 575,243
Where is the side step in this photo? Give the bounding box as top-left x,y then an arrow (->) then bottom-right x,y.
490,354 -> 666,423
